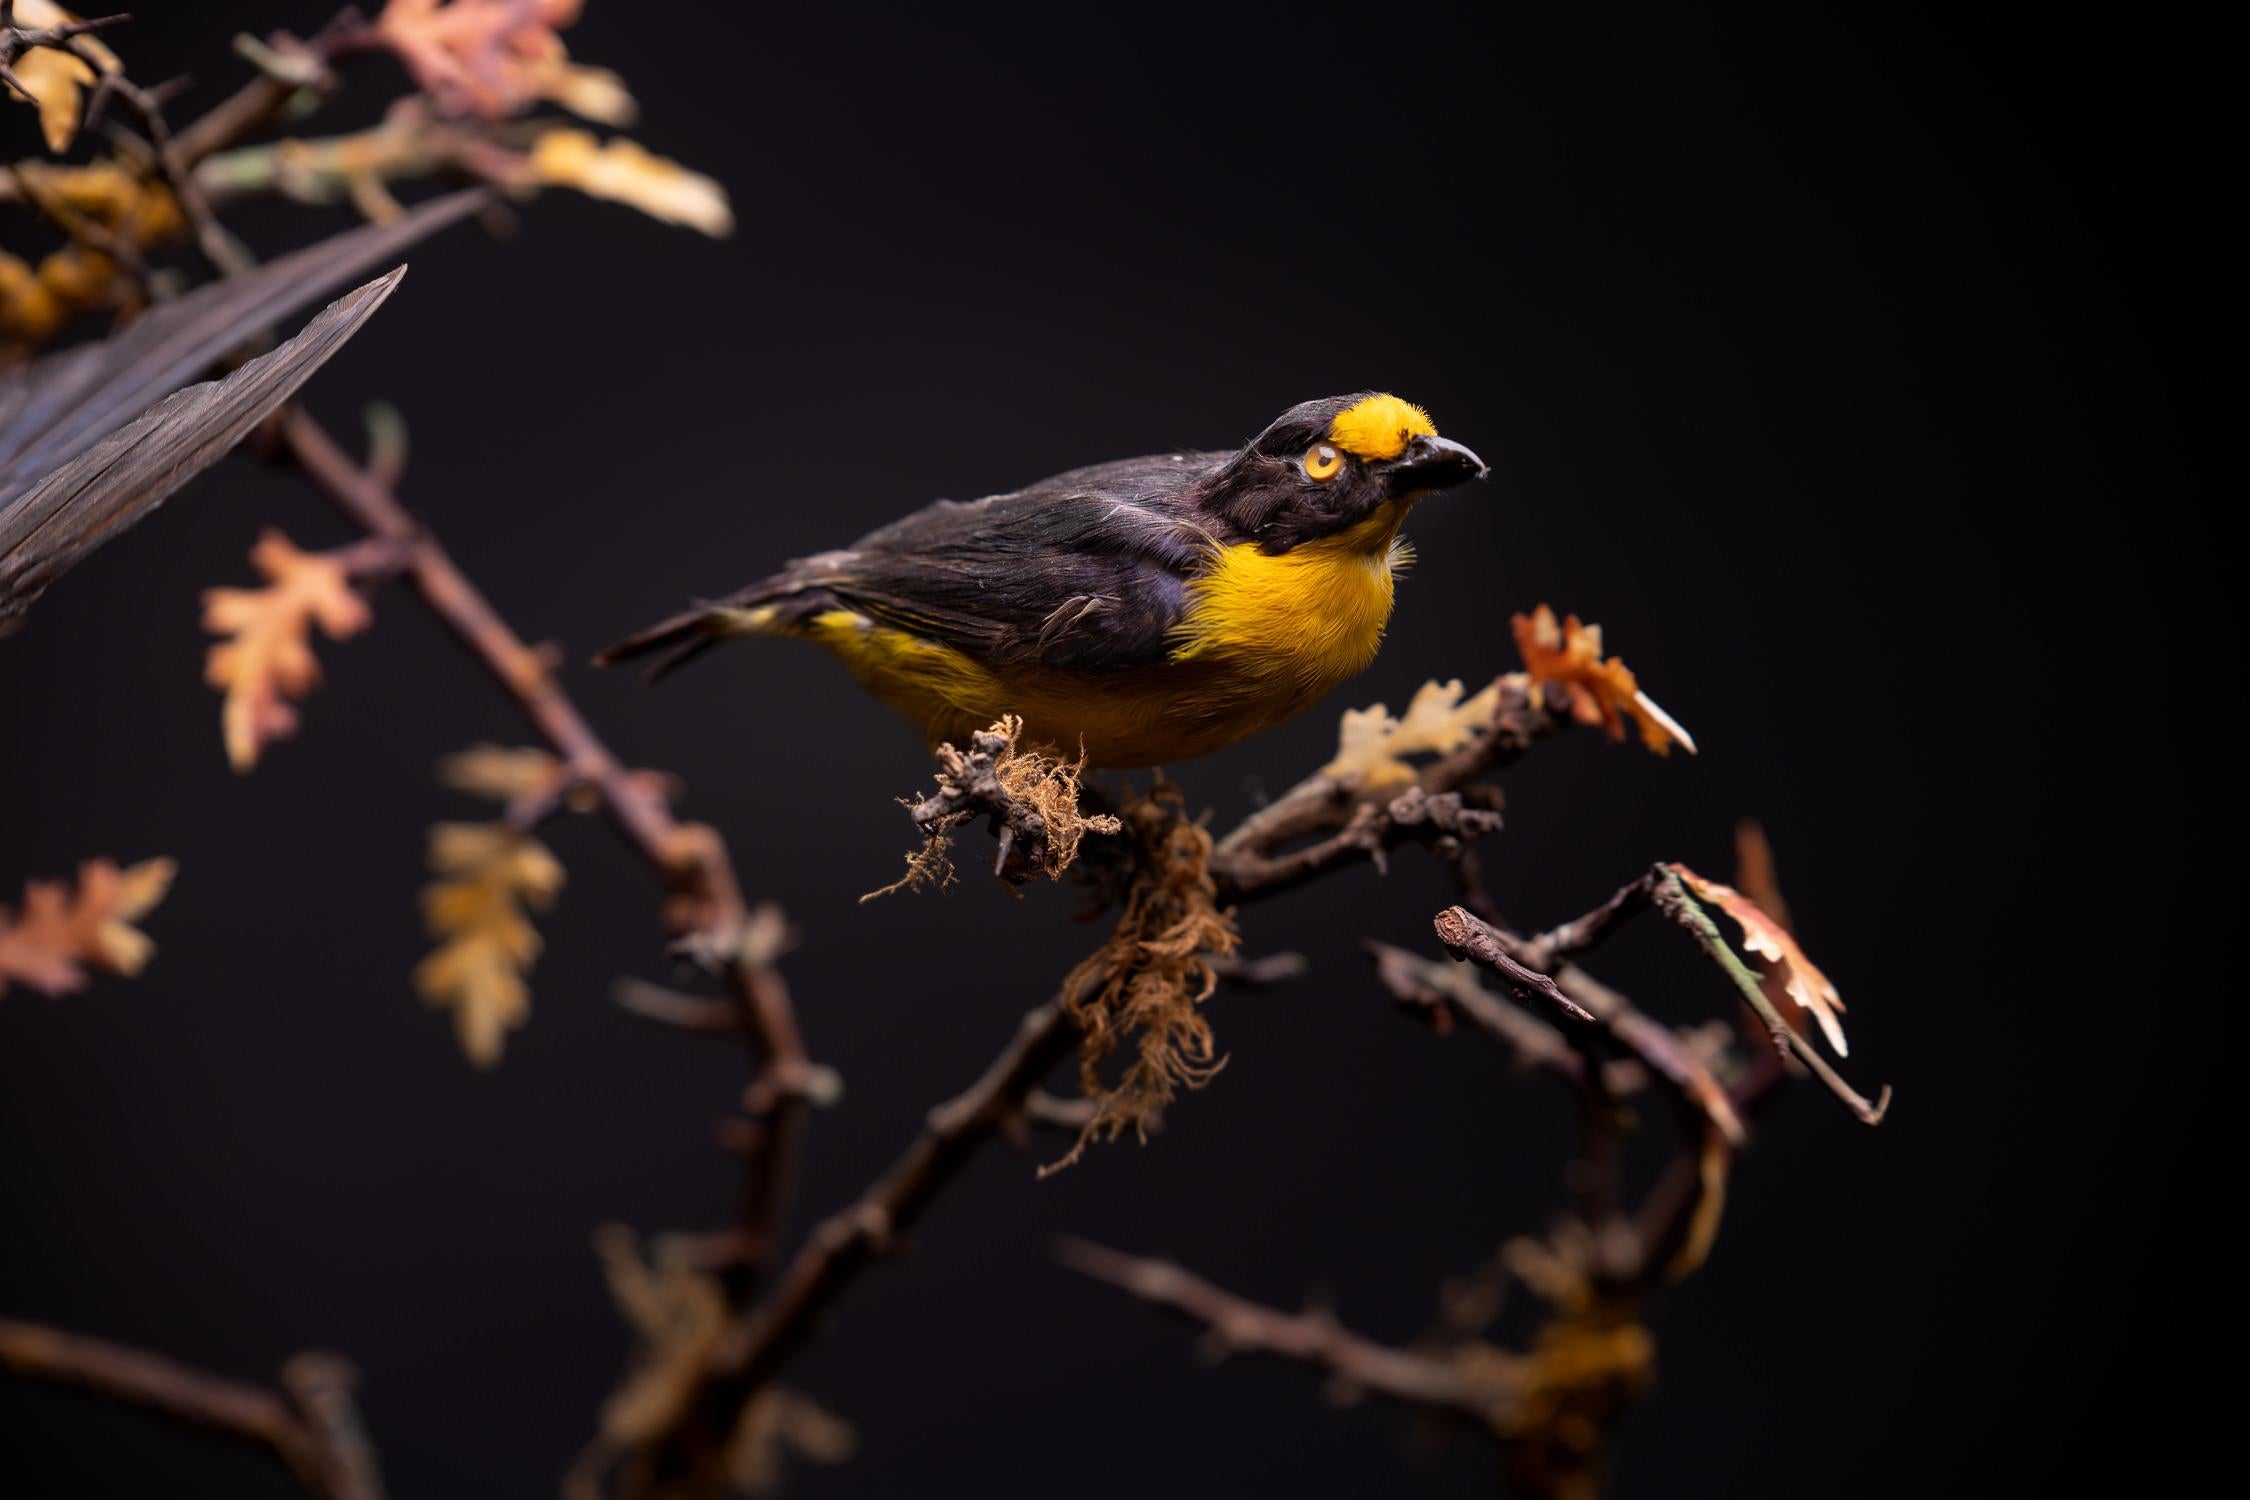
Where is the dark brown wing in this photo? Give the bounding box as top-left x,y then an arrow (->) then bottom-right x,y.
815,451 -> 1224,672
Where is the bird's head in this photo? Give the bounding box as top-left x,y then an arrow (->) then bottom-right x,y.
1196,392 -> 1487,551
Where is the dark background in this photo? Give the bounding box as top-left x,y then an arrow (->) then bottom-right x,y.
2,4 -> 2232,1496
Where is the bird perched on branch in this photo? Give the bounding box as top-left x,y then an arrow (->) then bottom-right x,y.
597,393 -> 1487,767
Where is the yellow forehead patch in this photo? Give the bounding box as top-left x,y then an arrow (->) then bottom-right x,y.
1326,394 -> 1437,461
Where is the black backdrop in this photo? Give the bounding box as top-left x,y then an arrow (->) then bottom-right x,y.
1,5 -> 2232,1496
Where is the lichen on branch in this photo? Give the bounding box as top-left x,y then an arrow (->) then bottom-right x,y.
865,716 -> 1120,899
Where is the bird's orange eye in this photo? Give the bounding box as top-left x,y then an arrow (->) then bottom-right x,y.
1303,442 -> 1343,481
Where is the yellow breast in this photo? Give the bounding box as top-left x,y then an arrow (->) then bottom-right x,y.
801,504 -> 1409,767
1169,504 -> 1408,690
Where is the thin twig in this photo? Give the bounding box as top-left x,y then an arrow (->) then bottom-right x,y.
1436,904 -> 1747,1145
1055,1240 -> 1513,1430
275,407 -> 819,1288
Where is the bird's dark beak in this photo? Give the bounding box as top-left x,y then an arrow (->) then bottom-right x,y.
1375,434 -> 1488,497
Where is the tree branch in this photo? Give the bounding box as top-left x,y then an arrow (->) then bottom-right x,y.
1209,675 -> 1563,903
275,407 -> 819,1287
0,1318 -> 382,1500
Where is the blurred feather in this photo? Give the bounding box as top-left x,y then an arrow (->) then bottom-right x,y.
0,189 -> 487,631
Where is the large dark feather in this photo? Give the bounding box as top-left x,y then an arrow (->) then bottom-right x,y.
0,189 -> 487,633
0,269 -> 402,631
0,188 -> 485,505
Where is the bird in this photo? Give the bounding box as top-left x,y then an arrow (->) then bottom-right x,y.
596,392 -> 1488,768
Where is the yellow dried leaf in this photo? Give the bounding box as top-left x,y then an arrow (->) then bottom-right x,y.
1320,677 -> 1502,791
1671,863 -> 1849,1056
0,856 -> 176,998
530,128 -> 733,237
7,2 -> 121,152
202,531 -> 372,771
1512,604 -> 1694,755
542,61 -> 635,125
438,743 -> 563,802
414,821 -> 562,1065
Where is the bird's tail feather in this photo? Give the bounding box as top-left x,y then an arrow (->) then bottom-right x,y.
593,597 -> 786,683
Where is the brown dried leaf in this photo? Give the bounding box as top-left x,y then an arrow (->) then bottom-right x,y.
1321,677 -> 1502,791
529,129 -> 733,237
7,2 -> 122,152
1512,604 -> 1694,755
1670,862 -> 1849,1056
0,856 -> 176,998
372,0 -> 632,123
201,530 -> 372,771
414,821 -> 562,1065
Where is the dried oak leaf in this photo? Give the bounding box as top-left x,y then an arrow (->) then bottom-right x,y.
1670,862 -> 1849,1056
1322,677 -> 1501,792
6,1 -> 122,152
1511,604 -> 1695,755
202,530 -> 372,771
415,821 -> 562,1065
438,742 -> 565,802
0,856 -> 176,998
372,0 -> 633,124
529,128 -> 733,237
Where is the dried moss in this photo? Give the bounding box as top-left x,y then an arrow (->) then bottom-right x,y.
1044,784 -> 1240,1174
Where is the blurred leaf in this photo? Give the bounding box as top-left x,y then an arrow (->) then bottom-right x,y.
415,821 -> 563,1066
202,529 -> 373,771
439,743 -> 564,802
374,0 -> 635,123
6,1 -> 121,152
531,129 -> 732,236
0,856 -> 175,998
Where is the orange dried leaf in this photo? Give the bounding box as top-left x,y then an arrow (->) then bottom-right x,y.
529,129 -> 733,237
202,530 -> 372,771
1671,863 -> 1849,1056
1511,604 -> 1694,756
1322,678 -> 1501,791
0,856 -> 176,998
7,2 -> 122,152
414,821 -> 562,1066
372,0 -> 633,123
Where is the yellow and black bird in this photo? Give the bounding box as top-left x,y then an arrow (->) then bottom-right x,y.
596,393 -> 1487,767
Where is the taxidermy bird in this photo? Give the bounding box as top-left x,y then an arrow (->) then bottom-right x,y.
597,393 -> 1487,767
